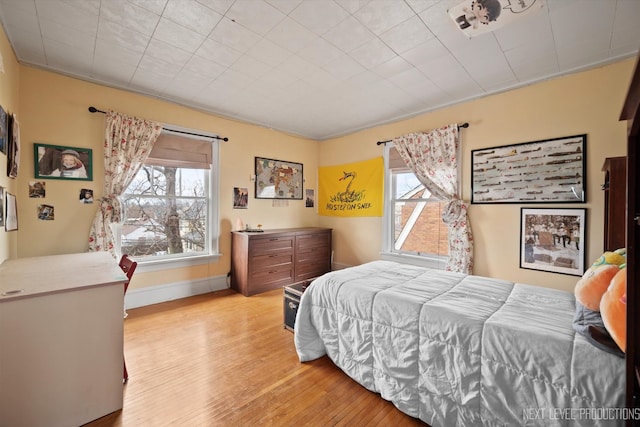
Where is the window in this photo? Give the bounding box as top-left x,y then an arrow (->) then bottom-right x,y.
383,146 -> 449,268
120,127 -> 219,265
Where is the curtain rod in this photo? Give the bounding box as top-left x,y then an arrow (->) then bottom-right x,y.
376,122 -> 469,146
88,106 -> 229,142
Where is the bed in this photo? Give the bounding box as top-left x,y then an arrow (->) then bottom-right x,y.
294,260 -> 625,426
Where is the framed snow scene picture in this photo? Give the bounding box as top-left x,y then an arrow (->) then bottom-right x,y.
520,208 -> 586,276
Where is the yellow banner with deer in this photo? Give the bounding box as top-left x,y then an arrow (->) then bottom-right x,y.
318,157 -> 384,217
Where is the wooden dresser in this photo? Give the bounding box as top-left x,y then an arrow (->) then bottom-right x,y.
231,227 -> 331,296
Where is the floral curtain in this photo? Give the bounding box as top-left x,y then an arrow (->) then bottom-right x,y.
392,124 -> 474,274
88,110 -> 163,255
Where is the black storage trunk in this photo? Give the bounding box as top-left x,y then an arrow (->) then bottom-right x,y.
283,281 -> 311,331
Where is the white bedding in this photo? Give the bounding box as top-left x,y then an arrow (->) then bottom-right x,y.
294,261 -> 625,426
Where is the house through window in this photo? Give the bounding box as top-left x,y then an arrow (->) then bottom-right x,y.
383,146 -> 449,267
120,127 -> 219,261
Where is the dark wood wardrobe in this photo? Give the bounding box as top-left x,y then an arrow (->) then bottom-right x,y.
621,51 -> 640,425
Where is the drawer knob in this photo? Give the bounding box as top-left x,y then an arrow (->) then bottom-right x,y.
288,302 -> 298,310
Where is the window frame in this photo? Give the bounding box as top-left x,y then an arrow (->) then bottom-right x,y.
119,128 -> 221,273
381,144 -> 451,270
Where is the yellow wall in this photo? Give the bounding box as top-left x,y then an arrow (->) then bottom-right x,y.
12,66 -> 319,290
1,18 -> 635,295
0,26 -> 19,262
319,59 -> 634,292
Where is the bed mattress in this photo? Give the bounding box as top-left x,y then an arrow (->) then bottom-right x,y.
294,261 -> 625,426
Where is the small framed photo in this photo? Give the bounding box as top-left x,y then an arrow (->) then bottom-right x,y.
233,187 -> 248,209
79,188 -> 94,204
305,189 -> 315,208
34,143 -> 93,181
5,192 -> 17,231
0,186 -> 4,227
520,208 -> 586,276
7,113 -> 20,178
0,105 -> 7,155
38,204 -> 55,220
29,181 -> 46,198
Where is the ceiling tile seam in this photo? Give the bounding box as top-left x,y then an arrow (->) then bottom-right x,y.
90,1 -> 102,83
606,0 -> 619,55
203,16 -> 284,90
282,1 -> 382,57
33,0 -> 49,67
545,2 -> 562,80
223,1 -> 288,43
133,5 -> 230,96
94,1 -> 166,89
490,33 -> 520,86
402,0 -> 424,15
344,7 -> 413,58
411,7 -> 481,95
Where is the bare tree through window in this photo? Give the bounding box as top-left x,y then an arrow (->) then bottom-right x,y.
122,166 -> 208,258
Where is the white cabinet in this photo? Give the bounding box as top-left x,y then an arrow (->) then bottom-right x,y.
0,252 -> 127,427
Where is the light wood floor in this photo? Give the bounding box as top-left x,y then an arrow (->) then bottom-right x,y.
86,288 -> 426,426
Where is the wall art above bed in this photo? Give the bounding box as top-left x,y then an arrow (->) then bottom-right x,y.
471,134 -> 586,204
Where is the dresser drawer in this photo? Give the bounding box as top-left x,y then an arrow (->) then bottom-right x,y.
296,245 -> 330,263
295,232 -> 330,250
250,235 -> 294,255
250,264 -> 293,287
295,260 -> 329,282
250,251 -> 293,271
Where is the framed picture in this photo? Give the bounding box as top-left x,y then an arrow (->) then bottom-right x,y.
233,187 -> 248,209
38,204 -> 55,220
34,143 -> 93,181
305,189 -> 315,208
520,208 -> 586,276
0,186 -> 4,227
255,156 -> 303,199
472,134 -> 586,204
29,181 -> 46,198
7,113 -> 19,178
79,188 -> 94,204
0,105 -> 7,155
5,192 -> 17,231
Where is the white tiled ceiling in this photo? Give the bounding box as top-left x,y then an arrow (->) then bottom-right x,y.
0,0 -> 638,140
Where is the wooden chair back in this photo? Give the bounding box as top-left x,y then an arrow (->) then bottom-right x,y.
119,254 -> 137,292
119,254 -> 137,383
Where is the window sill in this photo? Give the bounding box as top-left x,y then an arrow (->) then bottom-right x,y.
380,252 -> 448,270
135,253 -> 221,273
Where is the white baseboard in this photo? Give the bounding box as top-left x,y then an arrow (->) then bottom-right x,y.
331,262 -> 352,271
125,275 -> 229,309
125,266 -> 353,309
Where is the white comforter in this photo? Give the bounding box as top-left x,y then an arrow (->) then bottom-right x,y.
294,261 -> 625,426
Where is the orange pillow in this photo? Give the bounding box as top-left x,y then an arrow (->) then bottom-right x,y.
575,264 -> 620,311
600,268 -> 627,352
